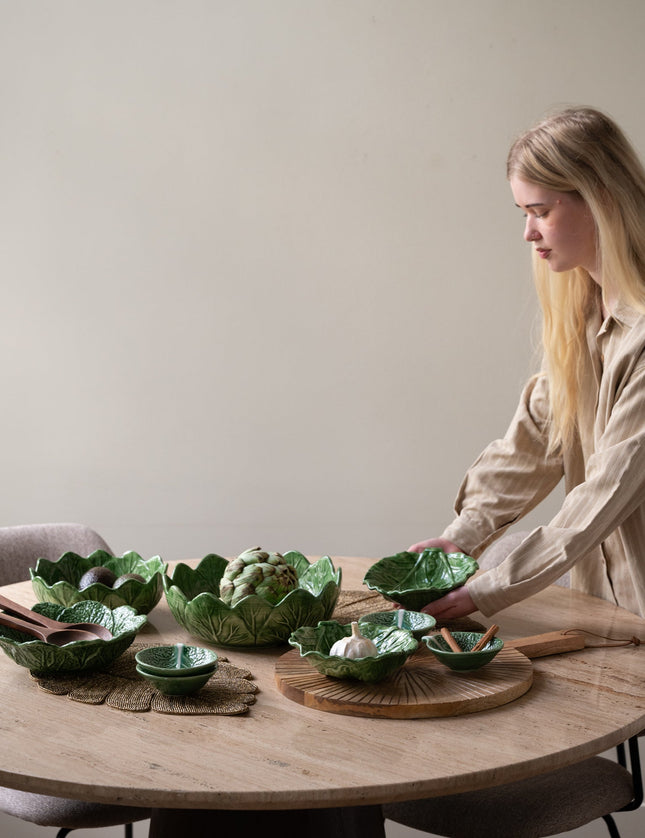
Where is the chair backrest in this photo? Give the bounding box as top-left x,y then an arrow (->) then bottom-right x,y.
0,523 -> 113,586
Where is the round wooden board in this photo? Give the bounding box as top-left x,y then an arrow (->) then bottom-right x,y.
275,645 -> 533,718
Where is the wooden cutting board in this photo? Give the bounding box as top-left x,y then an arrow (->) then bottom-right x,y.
275,644 -> 533,719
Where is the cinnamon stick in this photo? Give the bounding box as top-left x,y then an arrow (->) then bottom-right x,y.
440,627 -> 463,653
471,624 -> 500,653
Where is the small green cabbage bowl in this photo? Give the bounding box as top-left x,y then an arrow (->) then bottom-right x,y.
135,665 -> 214,696
423,630 -> 504,671
363,549 -> 478,611
289,620 -> 418,682
163,552 -> 341,647
30,550 -> 167,614
0,601 -> 147,674
359,609 -> 436,640
135,644 -> 218,677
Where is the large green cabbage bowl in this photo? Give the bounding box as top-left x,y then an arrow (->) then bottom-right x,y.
163,552 -> 341,647
288,620 -> 418,682
30,550 -> 167,615
363,549 -> 478,611
0,601 -> 147,674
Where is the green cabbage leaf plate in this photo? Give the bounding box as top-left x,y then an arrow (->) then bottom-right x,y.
363,549 -> 478,611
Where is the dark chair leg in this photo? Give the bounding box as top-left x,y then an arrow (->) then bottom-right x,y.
55,823 -> 135,837
602,813 -> 622,838
617,735 -> 644,812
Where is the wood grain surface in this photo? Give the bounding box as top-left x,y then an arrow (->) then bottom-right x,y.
275,645 -> 533,718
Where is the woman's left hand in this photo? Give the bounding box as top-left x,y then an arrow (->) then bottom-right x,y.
421,585 -> 477,619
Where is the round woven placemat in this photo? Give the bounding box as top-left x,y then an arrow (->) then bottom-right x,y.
30,642 -> 258,715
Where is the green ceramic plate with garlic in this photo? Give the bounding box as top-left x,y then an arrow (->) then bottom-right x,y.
288,619 -> 418,682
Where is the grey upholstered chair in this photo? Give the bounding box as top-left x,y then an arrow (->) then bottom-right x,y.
383,531 -> 643,838
0,522 -> 151,838
383,735 -> 642,837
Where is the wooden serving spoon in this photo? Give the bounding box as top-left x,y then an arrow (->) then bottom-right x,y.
0,611 -> 105,645
0,593 -> 113,641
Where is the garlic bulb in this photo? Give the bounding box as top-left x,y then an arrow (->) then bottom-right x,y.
329,621 -> 378,658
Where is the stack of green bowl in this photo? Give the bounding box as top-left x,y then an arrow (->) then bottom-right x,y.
134,644 -> 218,695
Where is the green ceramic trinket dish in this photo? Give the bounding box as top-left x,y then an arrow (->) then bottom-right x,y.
134,644 -> 218,677
424,630 -> 504,671
363,549 -> 478,611
0,601 -> 147,674
358,609 -> 436,640
288,620 -> 418,682
30,550 -> 167,615
163,551 -> 341,647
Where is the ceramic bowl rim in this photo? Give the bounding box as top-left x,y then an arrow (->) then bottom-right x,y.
424,631 -> 504,655
358,609 -> 437,638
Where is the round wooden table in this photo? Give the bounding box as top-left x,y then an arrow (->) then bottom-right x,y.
1,556 -> 645,835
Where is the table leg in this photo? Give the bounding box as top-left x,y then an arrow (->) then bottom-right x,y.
148,804 -> 386,837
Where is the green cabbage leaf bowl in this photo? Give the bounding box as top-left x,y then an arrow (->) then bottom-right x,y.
358,609 -> 436,640
0,601 -> 147,674
30,550 -> 167,614
363,549 -> 478,611
163,551 -> 341,647
288,620 -> 418,682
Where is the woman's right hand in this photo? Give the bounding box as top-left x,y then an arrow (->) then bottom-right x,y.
407,537 -> 462,554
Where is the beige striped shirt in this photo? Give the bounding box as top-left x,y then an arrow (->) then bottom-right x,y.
442,297 -> 645,618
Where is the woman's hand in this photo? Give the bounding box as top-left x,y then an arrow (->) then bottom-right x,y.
421,585 -> 477,619
408,537 -> 462,554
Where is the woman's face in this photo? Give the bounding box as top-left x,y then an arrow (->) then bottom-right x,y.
510,177 -> 600,283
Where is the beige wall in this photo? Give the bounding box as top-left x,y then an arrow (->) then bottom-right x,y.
0,0 -> 643,563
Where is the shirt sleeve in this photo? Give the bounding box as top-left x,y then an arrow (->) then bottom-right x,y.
468,360 -> 645,616
441,373 -> 564,557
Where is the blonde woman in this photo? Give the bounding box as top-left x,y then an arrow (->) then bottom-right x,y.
411,106 -> 645,621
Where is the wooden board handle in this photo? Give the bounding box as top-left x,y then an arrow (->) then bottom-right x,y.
505,630 -> 586,658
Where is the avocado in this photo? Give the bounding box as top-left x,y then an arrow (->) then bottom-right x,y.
113,572 -> 146,588
78,566 -> 118,590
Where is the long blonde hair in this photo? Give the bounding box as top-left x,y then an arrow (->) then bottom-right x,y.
507,107 -> 645,452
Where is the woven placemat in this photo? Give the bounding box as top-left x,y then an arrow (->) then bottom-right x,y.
30,642 -> 258,715
332,589 -> 487,633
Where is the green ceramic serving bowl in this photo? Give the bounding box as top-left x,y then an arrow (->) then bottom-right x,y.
30,550 -> 167,615
163,551 -> 341,647
423,630 -> 504,671
363,549 -> 478,611
358,609 -> 436,640
0,601 -> 147,674
288,620 -> 418,682
134,644 -> 218,677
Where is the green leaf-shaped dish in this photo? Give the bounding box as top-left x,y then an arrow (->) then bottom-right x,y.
358,609 -> 436,640
163,551 -> 342,647
363,549 -> 478,611
30,550 -> 167,614
0,601 -> 147,674
288,620 -> 418,682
